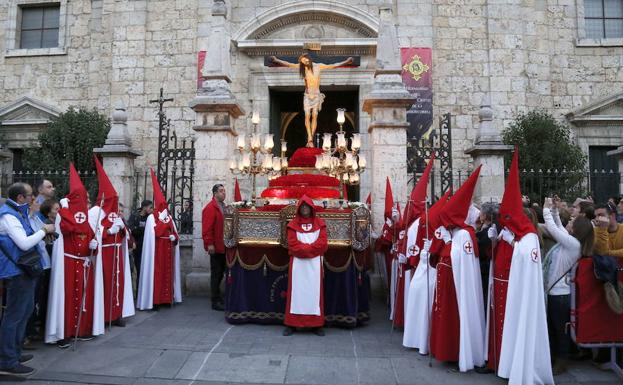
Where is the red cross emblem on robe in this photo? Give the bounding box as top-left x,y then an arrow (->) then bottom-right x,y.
531,248 -> 539,263
107,212 -> 119,223
74,211 -> 87,224
434,229 -> 442,239
463,241 -> 473,254
301,223 -> 312,231
408,244 -> 420,256
161,214 -> 171,224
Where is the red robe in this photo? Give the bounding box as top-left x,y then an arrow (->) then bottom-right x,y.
284,197 -> 328,328
59,209 -> 96,338
487,241 -> 512,370
153,218 -> 178,305
101,229 -> 125,322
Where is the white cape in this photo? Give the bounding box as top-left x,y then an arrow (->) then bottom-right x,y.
45,213 -> 105,343
497,233 -> 554,385
136,213 -> 182,310
403,219 -> 438,353
451,228 -> 486,372
290,229 -> 322,315
88,206 -> 135,319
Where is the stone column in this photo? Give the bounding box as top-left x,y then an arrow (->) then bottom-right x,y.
465,96 -> 512,204
94,101 -> 142,217
607,147 -> 623,195
187,0 -> 244,296
362,7 -> 414,231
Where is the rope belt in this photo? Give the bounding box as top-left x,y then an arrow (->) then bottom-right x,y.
158,236 -> 172,240
437,262 -> 452,269
64,253 -> 91,311
494,277 -> 509,283
102,243 -> 122,248
102,243 -> 122,306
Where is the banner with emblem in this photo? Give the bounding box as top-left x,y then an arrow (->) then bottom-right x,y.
400,48 -> 433,172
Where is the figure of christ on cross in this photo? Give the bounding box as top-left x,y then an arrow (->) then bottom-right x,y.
270,53 -> 354,147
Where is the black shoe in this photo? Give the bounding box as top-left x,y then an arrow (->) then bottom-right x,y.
77,335 -> 94,341
211,302 -> 225,311
57,339 -> 71,349
282,327 -> 294,336
0,363 -> 35,376
18,354 -> 33,364
312,328 -> 325,336
475,365 -> 494,374
113,318 -> 126,327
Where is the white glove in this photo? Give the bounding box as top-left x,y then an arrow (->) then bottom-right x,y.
107,217 -> 125,235
420,249 -> 430,262
487,224 -> 498,241
60,198 -> 69,209
397,253 -> 407,264
169,234 -> 176,242
422,238 -> 432,252
89,239 -> 98,250
158,210 -> 169,222
435,226 -> 452,244
499,228 -> 515,246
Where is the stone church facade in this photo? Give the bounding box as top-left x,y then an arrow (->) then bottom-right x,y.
1,0 -> 622,292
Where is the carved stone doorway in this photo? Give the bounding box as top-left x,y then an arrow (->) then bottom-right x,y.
269,87 -> 360,201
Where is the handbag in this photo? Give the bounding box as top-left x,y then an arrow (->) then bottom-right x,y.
1,243 -> 42,278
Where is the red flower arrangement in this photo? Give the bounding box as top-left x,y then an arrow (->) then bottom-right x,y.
268,174 -> 340,187
261,186 -> 340,199
288,147 -> 324,167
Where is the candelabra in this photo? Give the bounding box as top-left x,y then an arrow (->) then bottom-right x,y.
229,111 -> 288,206
315,108 -> 366,200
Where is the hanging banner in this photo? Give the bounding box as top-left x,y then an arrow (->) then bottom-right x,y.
197,51 -> 206,89
400,47 -> 433,143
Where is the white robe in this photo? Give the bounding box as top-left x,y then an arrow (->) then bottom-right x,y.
289,229 -> 322,315
497,233 -> 554,385
403,218 -> 438,353
88,206 -> 135,318
136,213 -> 182,310
45,213 -> 105,343
451,228 -> 486,372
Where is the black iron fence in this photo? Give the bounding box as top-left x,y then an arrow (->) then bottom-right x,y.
409,168 -> 621,205
0,169 -> 98,200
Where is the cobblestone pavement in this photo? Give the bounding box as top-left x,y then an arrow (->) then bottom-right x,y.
1,295 -> 620,385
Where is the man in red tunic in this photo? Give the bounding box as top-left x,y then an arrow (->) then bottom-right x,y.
283,195 -> 328,336
90,157 -> 134,327
137,169 -> 182,310
202,184 -> 226,311
45,164 -> 104,348
429,166 -> 485,372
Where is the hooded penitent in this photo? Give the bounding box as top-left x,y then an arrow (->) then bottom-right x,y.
487,149 -> 553,385
430,166 -> 486,372
284,195 -> 328,328
46,163 -> 105,343
91,156 -> 134,323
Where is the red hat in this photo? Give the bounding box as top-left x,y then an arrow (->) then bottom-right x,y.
499,149 -> 535,239
438,165 -> 482,229
150,169 -> 168,213
93,156 -> 119,216
67,162 -> 89,215
384,177 -> 394,220
423,190 -> 452,239
404,153 -> 435,227
234,178 -> 242,202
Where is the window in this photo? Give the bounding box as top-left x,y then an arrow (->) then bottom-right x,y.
19,5 -> 60,49
585,0 -> 623,39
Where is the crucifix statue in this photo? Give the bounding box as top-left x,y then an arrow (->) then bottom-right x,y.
270,53 -> 353,147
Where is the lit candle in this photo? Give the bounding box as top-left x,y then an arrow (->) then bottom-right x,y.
345,152 -> 354,167
352,158 -> 359,171
358,155 -> 366,168
282,158 -> 288,168
336,132 -> 346,149
229,158 -> 237,171
281,141 -> 287,153
342,173 -> 349,182
242,153 -> 251,168
351,133 -> 361,150
336,108 -> 346,125
315,155 -> 323,170
263,155 -> 273,169
273,156 -> 282,172
322,133 -> 332,151
264,134 -> 274,151
252,111 -> 260,125
251,133 -> 261,150
237,135 -> 245,150
352,174 -> 359,183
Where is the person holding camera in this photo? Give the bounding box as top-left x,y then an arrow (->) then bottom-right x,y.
0,182 -> 55,377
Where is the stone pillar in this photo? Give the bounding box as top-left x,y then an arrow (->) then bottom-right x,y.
465,96 -> 512,204
362,7 -> 414,231
187,0 -> 244,296
607,147 -> 623,195
94,101 -> 142,217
